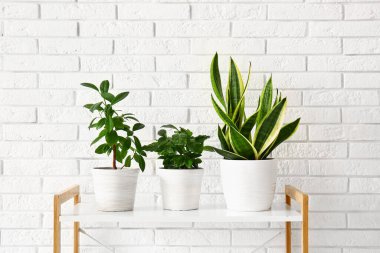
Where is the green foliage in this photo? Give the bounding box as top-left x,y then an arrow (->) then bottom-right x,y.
81,80 -> 146,171
208,53 -> 300,160
144,125 -> 209,169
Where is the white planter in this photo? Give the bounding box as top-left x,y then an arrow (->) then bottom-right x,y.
220,159 -> 277,211
92,167 -> 139,212
158,168 -> 203,211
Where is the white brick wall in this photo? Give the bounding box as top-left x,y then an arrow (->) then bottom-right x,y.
0,1 -> 379,252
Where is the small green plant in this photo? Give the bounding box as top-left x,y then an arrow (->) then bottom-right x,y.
143,125 -> 209,169
81,80 -> 146,171
208,53 -> 300,160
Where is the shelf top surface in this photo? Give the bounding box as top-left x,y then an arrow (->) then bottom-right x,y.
60,202 -> 302,223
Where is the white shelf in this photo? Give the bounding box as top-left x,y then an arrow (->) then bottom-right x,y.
60,203 -> 302,223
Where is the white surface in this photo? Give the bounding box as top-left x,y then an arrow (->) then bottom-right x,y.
221,159 -> 277,211
158,168 -> 203,210
92,168 -> 139,211
60,202 -> 302,223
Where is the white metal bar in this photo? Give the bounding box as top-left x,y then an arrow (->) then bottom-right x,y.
79,228 -> 114,253
252,231 -> 282,253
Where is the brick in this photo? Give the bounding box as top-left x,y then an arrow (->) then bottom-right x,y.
114,73 -> 187,89
232,230 -> 283,246
0,3 -> 38,19
5,21 -> 77,37
309,56 -> 380,71
344,38 -> 380,55
310,21 -> 380,37
0,107 -> 36,123
115,39 -> 189,54
348,213 -> 380,228
80,229 -> 154,245
0,90 -> 74,106
0,73 -> 37,89
188,73 -> 264,89
277,177 -> 348,193
192,4 -> 266,20
311,195 -> 380,211
342,107 -> 380,123
345,73 -> 380,88
41,3 -> 115,19
286,107 -> 341,124
39,38 -> 112,54
304,90 -> 378,106
0,142 -> 41,158
43,142 -> 93,158
350,178 -> 380,193
311,230 -> 380,247
156,21 -> 229,37
191,38 -> 265,54
0,212 -> 41,228
272,73 -> 341,89
152,91 -> 209,106
118,4 -> 189,20
0,38 -> 37,54
309,125 -> 380,141
38,107 -> 91,123
156,230 -> 230,246
309,160 -> 380,176
2,194 -> 52,211
277,160 -> 308,175
76,90 -> 150,106
273,143 -> 347,158
345,4 -> 380,20
1,230 -> 54,246
40,73 -> 112,89
42,176 -> 92,193
80,21 -> 153,37
3,159 -> 78,176
4,56 -> 79,71
233,21 -> 306,37
80,56 -> 154,72
350,143 -> 380,158
3,124 -> 77,141
267,38 -> 341,54
268,4 -> 342,20
0,177 -> 41,193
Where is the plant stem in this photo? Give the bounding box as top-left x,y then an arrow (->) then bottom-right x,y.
112,145 -> 116,169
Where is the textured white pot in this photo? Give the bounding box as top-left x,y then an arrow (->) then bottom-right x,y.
220,159 -> 277,211
92,167 -> 139,212
158,168 -> 203,211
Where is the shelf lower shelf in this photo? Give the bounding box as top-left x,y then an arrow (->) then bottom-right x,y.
60,202 -> 302,223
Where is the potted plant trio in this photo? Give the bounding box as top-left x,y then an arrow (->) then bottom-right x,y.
207,53 -> 301,211
144,125 -> 209,211
81,80 -> 146,212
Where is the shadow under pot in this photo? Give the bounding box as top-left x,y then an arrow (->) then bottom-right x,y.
158,168 -> 204,211
220,159 -> 277,212
92,167 -> 139,212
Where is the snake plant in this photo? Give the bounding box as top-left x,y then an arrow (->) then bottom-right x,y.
208,53 -> 300,160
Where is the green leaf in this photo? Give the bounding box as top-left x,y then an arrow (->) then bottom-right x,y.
211,95 -> 238,130
100,80 -> 110,93
89,102 -> 102,113
158,129 -> 167,137
240,111 -> 258,139
91,129 -> 107,146
124,155 -> 132,167
229,126 -> 257,159
256,77 -> 273,125
101,92 -> 115,103
162,124 -> 178,131
228,58 -> 245,117
210,53 -> 226,109
133,123 -> 145,131
96,118 -> 106,129
133,136 -> 142,151
134,154 -> 145,172
95,144 -> 109,154
106,116 -> 114,132
84,103 -> 93,110
105,131 -> 118,145
112,92 -> 129,105
121,137 -> 132,153
254,98 -> 287,155
206,146 -> 247,160
218,125 -> 229,150
81,83 -> 99,92
261,118 -> 300,159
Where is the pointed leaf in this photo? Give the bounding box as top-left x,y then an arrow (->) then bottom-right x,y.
210,53 -> 226,109
240,111 -> 258,139
211,95 -> 238,130
256,77 -> 273,125
101,92 -> 115,103
228,58 -> 245,116
230,127 -> 258,159
254,98 -> 287,155
161,124 -> 179,131
206,146 -> 247,160
112,92 -> 129,105
95,144 -> 109,154
100,80 -> 110,93
218,125 -> 229,150
133,123 -> 145,131
81,83 -> 99,92
105,131 -> 118,145
91,129 -> 107,146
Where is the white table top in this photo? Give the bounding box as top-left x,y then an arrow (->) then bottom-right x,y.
60,203 -> 302,223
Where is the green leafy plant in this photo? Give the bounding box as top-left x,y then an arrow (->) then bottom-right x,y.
207,53 -> 300,160
81,80 -> 146,171
143,125 -> 209,169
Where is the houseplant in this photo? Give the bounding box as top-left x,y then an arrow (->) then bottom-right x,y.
81,80 -> 146,211
144,125 -> 209,210
207,53 -> 300,211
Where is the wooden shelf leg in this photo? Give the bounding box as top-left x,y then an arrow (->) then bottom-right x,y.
285,195 -> 291,253
74,195 -> 80,253
302,195 -> 309,253
54,196 -> 61,253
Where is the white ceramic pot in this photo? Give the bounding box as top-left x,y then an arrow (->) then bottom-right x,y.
220,159 -> 277,211
92,167 -> 139,212
158,168 -> 203,211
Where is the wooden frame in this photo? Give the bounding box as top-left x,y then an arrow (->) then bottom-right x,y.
285,185 -> 309,253
53,185 -> 308,252
54,185 -> 80,253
